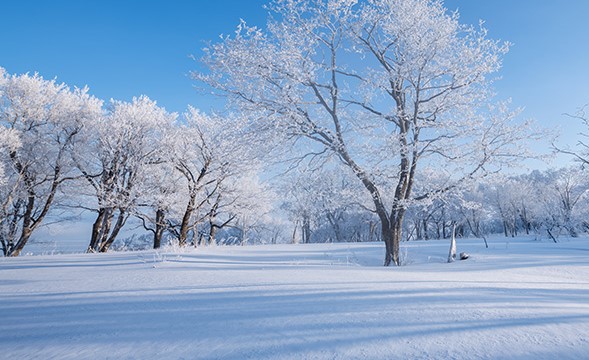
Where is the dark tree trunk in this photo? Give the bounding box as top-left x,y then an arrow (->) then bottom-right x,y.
8,195 -> 34,257
195,230 -> 202,247
302,215 -> 311,244
153,208 -> 165,249
423,218 -> 429,240
99,209 -> 127,252
381,212 -> 402,267
8,164 -> 62,257
178,198 -> 195,247
326,211 -> 343,242
88,208 -> 107,252
87,207 -> 127,253
520,205 -> 531,235
414,219 -> 422,240
9,229 -> 32,257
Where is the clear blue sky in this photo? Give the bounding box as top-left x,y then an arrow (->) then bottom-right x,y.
1,0 -> 588,161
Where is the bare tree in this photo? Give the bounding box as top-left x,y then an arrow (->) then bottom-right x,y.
195,0 -> 532,265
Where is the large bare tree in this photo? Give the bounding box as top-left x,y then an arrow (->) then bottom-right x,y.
196,0 -> 531,265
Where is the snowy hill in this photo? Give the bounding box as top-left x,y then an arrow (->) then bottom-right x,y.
1,237 -> 588,359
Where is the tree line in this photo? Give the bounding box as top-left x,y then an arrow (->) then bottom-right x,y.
0,68 -> 278,256
281,166 -> 589,246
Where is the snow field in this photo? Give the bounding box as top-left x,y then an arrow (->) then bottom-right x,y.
1,237 -> 588,359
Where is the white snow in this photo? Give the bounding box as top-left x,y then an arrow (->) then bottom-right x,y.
1,237 -> 588,359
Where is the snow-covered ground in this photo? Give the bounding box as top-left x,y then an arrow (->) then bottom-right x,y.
1,236 -> 588,359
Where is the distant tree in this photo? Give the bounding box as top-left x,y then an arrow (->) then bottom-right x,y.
196,0 -> 532,265
534,168 -> 589,240
282,165 -> 371,244
221,172 -> 276,246
457,182 -> 493,246
134,159 -> 180,249
0,69 -> 102,256
488,175 -> 539,238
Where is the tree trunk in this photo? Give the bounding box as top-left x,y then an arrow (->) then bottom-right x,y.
99,210 -> 113,249
153,208 -> 165,249
423,219 -> 429,240
520,205 -> 531,235
302,215 -> 311,244
383,223 -> 393,266
382,214 -> 402,267
209,223 -> 218,246
197,230 -> 205,247
9,229 -> 32,257
99,209 -> 127,252
9,194 -> 35,257
291,220 -> 299,244
178,202 -> 194,247
88,208 -> 107,252
368,220 -> 376,242
448,223 -> 457,263
414,219 -> 422,240
326,211 -> 343,242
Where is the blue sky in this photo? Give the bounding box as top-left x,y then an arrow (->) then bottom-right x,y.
1,0 -> 588,162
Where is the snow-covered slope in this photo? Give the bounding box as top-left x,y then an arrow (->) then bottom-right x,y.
1,237 -> 588,359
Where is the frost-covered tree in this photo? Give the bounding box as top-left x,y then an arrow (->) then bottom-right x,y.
0,69 -> 102,256
459,182 -> 495,244
218,172 -> 276,246
134,159 -> 180,249
488,175 -> 539,238
164,108 -> 230,247
281,168 -> 325,244
196,0 -> 532,265
161,108 -> 262,247
281,165 -> 371,244
75,96 -> 176,253
532,168 -> 589,240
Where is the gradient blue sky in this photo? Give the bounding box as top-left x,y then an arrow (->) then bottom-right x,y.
1,0 -> 588,162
